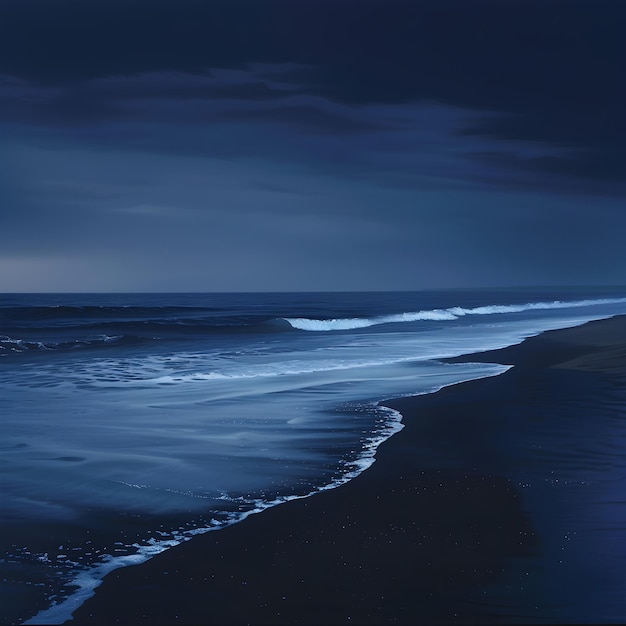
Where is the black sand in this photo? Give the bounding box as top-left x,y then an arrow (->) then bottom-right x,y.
68,316 -> 626,624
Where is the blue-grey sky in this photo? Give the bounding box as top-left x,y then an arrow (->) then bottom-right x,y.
1,0 -> 624,292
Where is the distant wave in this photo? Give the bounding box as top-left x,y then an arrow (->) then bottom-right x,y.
1,301 -> 284,328
0,304 -> 212,321
0,334 -> 148,355
3,298 -> 625,350
283,297 -> 626,332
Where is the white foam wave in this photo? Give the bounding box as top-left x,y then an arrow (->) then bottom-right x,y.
24,365 -> 511,625
284,297 -> 626,332
86,356 -> 422,388
24,403 -> 406,626
22,360 -> 515,626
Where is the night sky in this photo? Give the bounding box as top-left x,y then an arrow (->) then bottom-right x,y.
1,0 -> 624,292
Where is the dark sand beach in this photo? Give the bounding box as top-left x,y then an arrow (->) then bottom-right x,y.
69,316 -> 626,624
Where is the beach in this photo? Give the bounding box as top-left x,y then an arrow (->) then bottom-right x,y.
65,315 -> 626,624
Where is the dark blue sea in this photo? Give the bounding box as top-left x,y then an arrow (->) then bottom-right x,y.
3,288 -> 626,624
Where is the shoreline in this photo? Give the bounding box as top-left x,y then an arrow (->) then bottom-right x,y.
64,315 -> 626,624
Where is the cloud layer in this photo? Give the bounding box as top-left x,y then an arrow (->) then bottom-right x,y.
1,0 -> 624,291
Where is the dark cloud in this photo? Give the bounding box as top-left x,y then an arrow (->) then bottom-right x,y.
0,0 -> 624,291
1,0 -> 623,185
219,104 -> 383,134
0,68 -> 303,129
459,104 -> 626,183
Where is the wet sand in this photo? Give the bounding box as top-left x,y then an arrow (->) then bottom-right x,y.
69,315 -> 626,624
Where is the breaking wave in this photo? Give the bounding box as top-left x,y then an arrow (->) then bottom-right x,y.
3,297 -> 626,357
283,297 -> 626,332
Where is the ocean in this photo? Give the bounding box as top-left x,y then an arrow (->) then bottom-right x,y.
3,288 -> 626,624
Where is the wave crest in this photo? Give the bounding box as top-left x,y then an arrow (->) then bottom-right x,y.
283,297 -> 626,332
